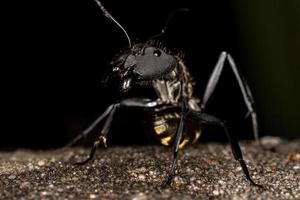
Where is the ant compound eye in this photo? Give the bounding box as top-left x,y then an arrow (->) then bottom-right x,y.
153,49 -> 161,57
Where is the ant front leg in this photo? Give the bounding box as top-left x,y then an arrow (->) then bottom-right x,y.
64,104 -> 116,149
76,97 -> 166,165
201,52 -> 261,147
76,103 -> 118,165
162,100 -> 189,186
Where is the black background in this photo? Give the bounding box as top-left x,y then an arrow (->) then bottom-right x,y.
2,0 -> 299,149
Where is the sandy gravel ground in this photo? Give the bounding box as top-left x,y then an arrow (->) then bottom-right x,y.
0,138 -> 299,200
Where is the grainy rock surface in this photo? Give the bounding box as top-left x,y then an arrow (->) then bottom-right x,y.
0,138 -> 299,200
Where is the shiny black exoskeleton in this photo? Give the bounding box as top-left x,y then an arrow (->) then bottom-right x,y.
67,0 -> 262,187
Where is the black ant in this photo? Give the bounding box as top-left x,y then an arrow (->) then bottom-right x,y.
67,0 -> 262,187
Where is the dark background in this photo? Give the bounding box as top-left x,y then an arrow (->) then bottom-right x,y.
2,0 -> 300,149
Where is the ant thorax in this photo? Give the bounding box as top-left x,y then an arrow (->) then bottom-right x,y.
152,58 -> 200,110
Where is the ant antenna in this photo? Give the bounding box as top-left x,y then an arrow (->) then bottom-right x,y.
150,8 -> 190,41
94,0 -> 132,47
161,8 -> 190,34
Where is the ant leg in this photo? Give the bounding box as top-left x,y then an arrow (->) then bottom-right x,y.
201,52 -> 260,147
66,98 -> 159,149
227,54 -> 260,147
188,111 -> 262,187
76,104 -> 118,165
201,52 -> 227,109
64,104 -> 115,149
162,104 -> 187,186
76,98 -> 167,165
119,98 -> 159,108
120,98 -> 192,185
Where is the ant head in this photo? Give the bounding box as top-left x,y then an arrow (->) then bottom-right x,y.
94,0 -> 189,92
111,42 -> 177,92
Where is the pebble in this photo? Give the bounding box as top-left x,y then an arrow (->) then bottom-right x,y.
213,190 -> 219,195
89,194 -> 97,199
37,160 -> 45,166
8,175 -> 16,179
138,174 -> 146,181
